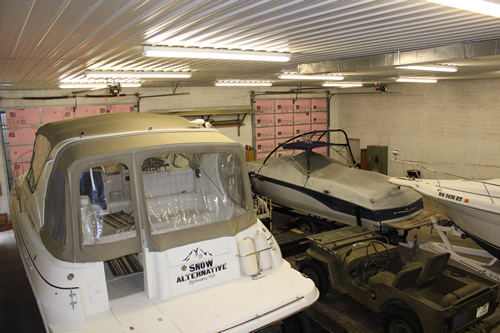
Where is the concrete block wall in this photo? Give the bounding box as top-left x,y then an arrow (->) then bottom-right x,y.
332,79 -> 500,179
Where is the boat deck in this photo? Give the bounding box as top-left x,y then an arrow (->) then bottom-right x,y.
383,210 -> 437,231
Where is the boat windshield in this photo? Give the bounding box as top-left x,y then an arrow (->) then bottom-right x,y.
141,151 -> 248,234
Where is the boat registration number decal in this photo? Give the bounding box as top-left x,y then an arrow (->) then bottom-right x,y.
438,191 -> 467,203
476,302 -> 489,318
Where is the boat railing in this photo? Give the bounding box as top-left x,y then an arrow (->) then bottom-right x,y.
392,150 -> 500,204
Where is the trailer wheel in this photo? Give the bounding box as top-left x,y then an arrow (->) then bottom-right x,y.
383,308 -> 423,333
281,312 -> 312,333
297,218 -> 316,233
299,260 -> 330,297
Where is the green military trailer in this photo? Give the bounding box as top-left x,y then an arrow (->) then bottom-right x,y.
298,226 -> 498,333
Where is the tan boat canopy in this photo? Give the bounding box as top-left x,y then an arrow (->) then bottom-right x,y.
34,113 -> 254,262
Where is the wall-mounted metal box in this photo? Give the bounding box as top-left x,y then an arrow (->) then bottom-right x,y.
367,145 -> 388,175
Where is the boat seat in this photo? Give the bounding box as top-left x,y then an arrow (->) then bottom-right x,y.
368,264 -> 423,290
146,192 -> 217,215
143,168 -> 197,198
147,192 -> 218,232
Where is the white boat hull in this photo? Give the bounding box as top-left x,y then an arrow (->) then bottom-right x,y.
13,206 -> 318,332
252,175 -> 423,231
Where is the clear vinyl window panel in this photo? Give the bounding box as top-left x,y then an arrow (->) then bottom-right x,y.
141,152 -> 248,235
79,163 -> 136,245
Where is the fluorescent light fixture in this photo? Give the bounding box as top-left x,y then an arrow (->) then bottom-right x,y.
322,82 -> 363,87
396,77 -> 437,83
395,65 -> 457,72
215,81 -> 273,87
279,74 -> 344,80
59,83 -> 141,89
426,0 -> 500,18
85,70 -> 192,78
142,46 -> 291,62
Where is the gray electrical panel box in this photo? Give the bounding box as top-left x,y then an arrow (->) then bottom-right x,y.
367,145 -> 388,175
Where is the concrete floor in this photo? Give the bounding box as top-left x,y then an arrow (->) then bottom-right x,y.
1,199 -> 500,332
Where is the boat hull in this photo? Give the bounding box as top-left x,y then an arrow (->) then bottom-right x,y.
251,174 -> 423,231
427,196 -> 500,259
389,178 -> 500,259
12,209 -> 319,332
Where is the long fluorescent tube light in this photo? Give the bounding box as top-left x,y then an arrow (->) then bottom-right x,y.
215,81 -> 272,87
85,70 -> 192,78
426,0 -> 500,18
395,65 -> 457,72
322,82 -> 363,87
396,77 -> 437,83
59,83 -> 141,89
143,46 -> 291,62
279,74 -> 344,80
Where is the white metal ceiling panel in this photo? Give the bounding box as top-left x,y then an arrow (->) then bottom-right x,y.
1,0 -> 500,90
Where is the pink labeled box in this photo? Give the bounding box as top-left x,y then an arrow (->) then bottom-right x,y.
312,111 -> 328,123
275,113 -> 294,125
6,109 -> 40,126
294,99 -> 311,111
255,100 -> 275,113
311,123 -> 328,132
294,124 -> 311,135
7,128 -> 37,143
42,107 -> 73,123
255,139 -> 276,152
311,99 -> 327,111
274,99 -> 294,113
108,104 -> 135,113
255,114 -> 275,127
255,127 -> 275,139
75,106 -> 106,118
275,126 -> 293,138
294,112 -> 311,124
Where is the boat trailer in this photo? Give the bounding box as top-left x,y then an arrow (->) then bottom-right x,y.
401,215 -> 500,283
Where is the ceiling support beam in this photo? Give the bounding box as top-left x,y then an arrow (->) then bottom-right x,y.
298,39 -> 500,74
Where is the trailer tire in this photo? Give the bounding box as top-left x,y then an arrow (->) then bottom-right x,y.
299,260 -> 330,297
383,308 -> 423,333
297,218 -> 316,233
281,312 -> 312,333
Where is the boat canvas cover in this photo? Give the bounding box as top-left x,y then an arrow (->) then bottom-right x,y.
250,151 -> 421,210
32,113 -> 256,263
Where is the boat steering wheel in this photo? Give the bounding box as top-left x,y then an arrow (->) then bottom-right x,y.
142,157 -> 166,171
366,241 -> 391,268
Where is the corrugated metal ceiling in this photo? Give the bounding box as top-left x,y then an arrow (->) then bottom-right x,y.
2,0 -> 500,90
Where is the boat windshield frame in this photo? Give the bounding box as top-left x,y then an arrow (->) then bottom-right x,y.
261,129 -> 357,167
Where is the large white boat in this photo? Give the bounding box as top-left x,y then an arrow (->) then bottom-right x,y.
247,130 -> 424,232
9,113 -> 318,332
389,162 -> 500,260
